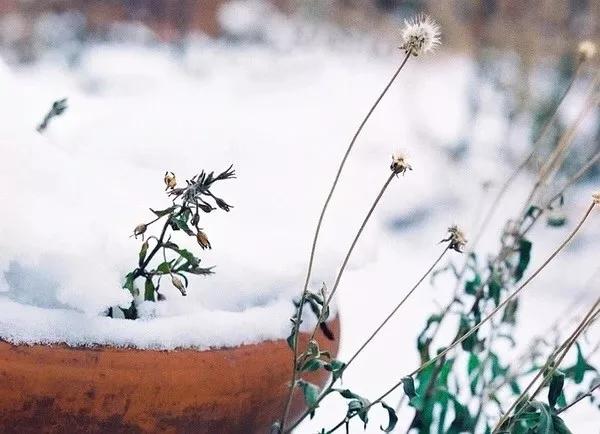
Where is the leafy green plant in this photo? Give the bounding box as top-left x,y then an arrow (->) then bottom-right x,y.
109,166 -> 235,319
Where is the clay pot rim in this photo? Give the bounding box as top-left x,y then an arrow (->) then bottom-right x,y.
0,314 -> 339,354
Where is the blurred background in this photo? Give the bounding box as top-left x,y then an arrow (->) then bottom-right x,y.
0,1 -> 599,433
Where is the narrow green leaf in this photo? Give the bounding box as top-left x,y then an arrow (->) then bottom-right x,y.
144,278 -> 155,301
379,401 -> 398,432
514,239 -> 532,282
548,371 -> 565,408
402,376 -> 417,398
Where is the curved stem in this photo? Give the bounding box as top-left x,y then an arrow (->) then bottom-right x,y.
280,54 -> 411,431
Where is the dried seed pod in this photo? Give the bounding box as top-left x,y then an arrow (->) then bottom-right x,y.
133,224 -> 147,239
442,225 -> 467,253
592,191 -> 600,205
171,275 -> 187,296
196,230 -> 211,250
164,171 -> 177,190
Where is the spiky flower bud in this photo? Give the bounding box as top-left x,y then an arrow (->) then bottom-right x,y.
442,225 -> 467,253
196,230 -> 211,250
401,14 -> 441,57
133,223 -> 147,239
164,171 -> 177,191
171,275 -> 186,296
593,191 -> 600,205
391,153 -> 412,175
578,40 -> 597,63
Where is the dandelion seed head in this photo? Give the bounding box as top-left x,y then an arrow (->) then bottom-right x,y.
401,14 -> 441,57
578,40 -> 597,62
390,152 -> 412,175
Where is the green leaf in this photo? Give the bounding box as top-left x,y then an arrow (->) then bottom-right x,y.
297,380 -> 320,416
286,330 -> 296,350
564,342 -> 596,384
139,241 -> 149,264
177,249 -> 200,267
510,379 -> 521,395
465,273 -> 481,295
488,275 -> 502,307
529,402 -> 553,434
467,353 -> 480,394
379,402 -> 398,432
156,261 -> 172,274
548,371 -> 565,408
551,415 -> 573,434
402,376 -> 417,398
300,358 -> 323,372
144,278 -> 155,301
502,298 -> 519,325
324,359 -> 346,381
514,238 -> 532,282
150,206 -> 176,217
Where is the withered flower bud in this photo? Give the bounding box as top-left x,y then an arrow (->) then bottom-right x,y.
171,275 -> 187,296
592,191 -> 600,205
191,213 -> 200,227
215,197 -> 232,212
441,225 -> 467,253
133,224 -> 147,239
390,153 -> 412,175
198,202 -> 214,213
157,292 -> 166,301
164,171 -> 177,191
196,230 -> 211,250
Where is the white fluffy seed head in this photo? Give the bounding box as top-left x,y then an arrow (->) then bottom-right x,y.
401,14 -> 441,57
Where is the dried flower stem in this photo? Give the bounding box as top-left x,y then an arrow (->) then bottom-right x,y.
557,381 -> 600,415
283,172 -> 400,433
279,54 -> 411,432
345,245 -> 450,368
326,202 -> 595,433
493,296 -> 600,432
310,173 -> 397,339
469,61 -> 584,252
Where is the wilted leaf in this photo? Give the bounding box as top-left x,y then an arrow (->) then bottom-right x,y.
144,278 -> 155,301
402,376 -> 417,398
379,401 -> 398,432
514,239 -> 532,282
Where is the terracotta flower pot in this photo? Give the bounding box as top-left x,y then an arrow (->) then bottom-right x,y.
0,316 -> 340,434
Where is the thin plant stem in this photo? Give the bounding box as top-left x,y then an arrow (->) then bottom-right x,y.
310,172 -> 397,341
557,381 -> 600,415
279,54 -> 411,431
493,297 -> 600,432
281,172 -> 397,433
345,245 -> 450,368
327,202 -> 596,433
290,229 -> 442,430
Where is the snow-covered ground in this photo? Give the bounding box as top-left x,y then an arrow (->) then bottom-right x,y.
0,21 -> 598,432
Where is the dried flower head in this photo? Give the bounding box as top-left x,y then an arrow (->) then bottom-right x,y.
391,153 -> 412,175
442,225 -> 467,253
593,191 -> 600,205
401,14 -> 441,57
171,275 -> 186,296
196,230 -> 211,250
164,171 -> 177,191
133,223 -> 147,239
577,40 -> 597,62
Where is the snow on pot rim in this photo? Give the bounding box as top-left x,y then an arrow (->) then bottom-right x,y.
0,295 -> 336,351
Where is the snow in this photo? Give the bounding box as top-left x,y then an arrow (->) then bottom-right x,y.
0,15 -> 598,432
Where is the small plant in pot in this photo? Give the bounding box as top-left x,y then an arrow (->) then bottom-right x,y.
110,166 -> 236,319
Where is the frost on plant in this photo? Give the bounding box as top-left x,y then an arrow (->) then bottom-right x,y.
111,166 -> 235,319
